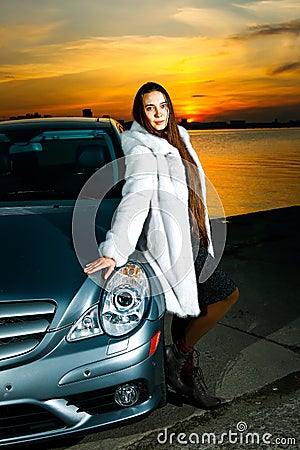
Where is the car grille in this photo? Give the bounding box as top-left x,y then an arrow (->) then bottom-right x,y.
0,300 -> 56,360
66,379 -> 149,415
0,404 -> 65,439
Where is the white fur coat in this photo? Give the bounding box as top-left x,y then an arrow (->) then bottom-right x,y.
99,121 -> 213,317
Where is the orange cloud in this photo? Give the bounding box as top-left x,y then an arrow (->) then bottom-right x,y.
1,5 -> 300,122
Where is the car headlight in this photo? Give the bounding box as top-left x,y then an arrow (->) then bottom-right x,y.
100,263 -> 150,337
67,304 -> 104,342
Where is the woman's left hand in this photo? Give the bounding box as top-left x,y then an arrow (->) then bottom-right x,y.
84,256 -> 116,279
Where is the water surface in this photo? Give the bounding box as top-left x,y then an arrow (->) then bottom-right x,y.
189,128 -> 300,217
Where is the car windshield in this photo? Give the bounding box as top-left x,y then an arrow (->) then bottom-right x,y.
0,129 -> 120,201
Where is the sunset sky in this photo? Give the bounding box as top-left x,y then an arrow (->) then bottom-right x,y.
1,0 -> 299,122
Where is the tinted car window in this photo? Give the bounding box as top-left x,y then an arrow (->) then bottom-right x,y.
0,129 -> 120,201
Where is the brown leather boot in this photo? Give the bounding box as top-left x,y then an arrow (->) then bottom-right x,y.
191,366 -> 222,409
182,348 -> 222,409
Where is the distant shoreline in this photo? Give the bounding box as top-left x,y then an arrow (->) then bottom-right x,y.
123,119 -> 300,130
181,123 -> 300,131
5,115 -> 300,130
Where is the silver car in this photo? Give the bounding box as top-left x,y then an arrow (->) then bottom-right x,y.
0,118 -> 166,447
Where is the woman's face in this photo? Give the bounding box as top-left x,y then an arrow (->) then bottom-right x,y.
143,90 -> 169,131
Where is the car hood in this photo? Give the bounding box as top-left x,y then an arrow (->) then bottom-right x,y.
0,201 -> 118,327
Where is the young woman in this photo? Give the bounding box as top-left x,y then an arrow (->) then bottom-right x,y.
84,82 -> 239,409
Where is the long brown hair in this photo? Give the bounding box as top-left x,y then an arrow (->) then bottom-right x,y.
132,81 -> 209,249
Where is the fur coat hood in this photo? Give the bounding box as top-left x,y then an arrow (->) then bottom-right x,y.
99,121 -> 213,317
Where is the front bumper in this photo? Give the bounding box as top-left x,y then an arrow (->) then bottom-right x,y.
0,317 -> 165,446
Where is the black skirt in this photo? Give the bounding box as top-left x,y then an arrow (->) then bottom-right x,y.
194,245 -> 237,311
